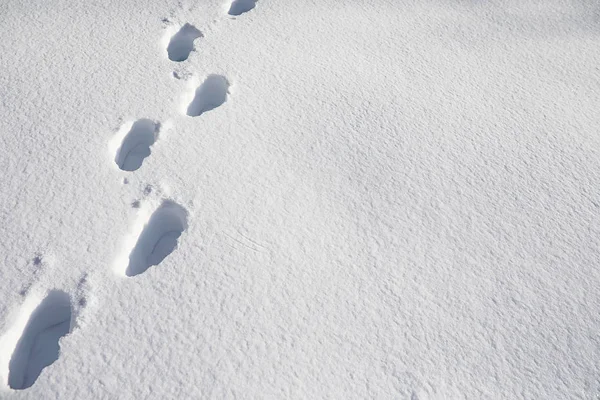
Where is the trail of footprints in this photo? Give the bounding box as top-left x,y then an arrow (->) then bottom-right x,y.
0,1 -> 256,391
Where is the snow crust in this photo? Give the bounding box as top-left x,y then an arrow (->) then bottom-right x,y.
0,0 -> 599,398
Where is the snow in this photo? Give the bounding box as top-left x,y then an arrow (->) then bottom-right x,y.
0,0 -> 599,398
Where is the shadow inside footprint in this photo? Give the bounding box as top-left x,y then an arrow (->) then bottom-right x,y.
126,200 -> 188,277
114,119 -> 160,171
167,24 -> 203,62
186,75 -> 229,117
228,0 -> 257,16
8,290 -> 72,390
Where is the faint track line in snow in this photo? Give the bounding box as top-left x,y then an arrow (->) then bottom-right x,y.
222,232 -> 267,253
237,231 -> 268,251
223,233 -> 261,253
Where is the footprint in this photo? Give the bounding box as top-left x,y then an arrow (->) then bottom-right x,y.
114,119 -> 160,172
186,75 -> 230,117
167,24 -> 203,62
126,200 -> 188,277
228,0 -> 257,16
6,290 -> 72,390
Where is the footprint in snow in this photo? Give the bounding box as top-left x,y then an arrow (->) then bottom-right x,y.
125,200 -> 188,277
5,290 -> 72,390
186,75 -> 230,117
113,119 -> 160,172
228,0 -> 257,16
167,23 -> 203,62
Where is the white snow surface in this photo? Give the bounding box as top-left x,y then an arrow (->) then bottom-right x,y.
1,0 -> 600,398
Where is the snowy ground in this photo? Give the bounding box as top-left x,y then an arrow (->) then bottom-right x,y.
0,0 -> 599,398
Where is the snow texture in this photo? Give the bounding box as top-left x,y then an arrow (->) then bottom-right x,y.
0,0 -> 600,398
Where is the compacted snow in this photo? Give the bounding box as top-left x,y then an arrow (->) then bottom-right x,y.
0,0 -> 599,398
